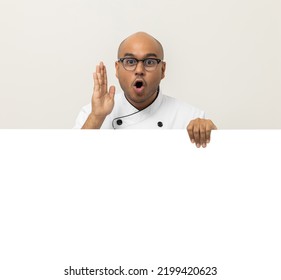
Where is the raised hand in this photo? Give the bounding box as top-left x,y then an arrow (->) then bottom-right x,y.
82,62 -> 115,129
91,62 -> 115,117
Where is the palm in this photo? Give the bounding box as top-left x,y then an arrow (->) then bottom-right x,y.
91,62 -> 115,117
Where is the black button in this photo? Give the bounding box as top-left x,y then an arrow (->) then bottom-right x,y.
157,121 -> 163,127
117,119 -> 123,125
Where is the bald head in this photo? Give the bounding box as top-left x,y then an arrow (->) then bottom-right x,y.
117,32 -> 164,59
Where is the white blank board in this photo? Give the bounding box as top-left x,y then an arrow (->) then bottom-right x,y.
0,130 -> 280,279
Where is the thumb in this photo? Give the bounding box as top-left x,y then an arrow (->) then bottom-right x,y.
108,85 -> 116,99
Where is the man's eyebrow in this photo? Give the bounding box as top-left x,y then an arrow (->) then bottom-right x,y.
123,53 -> 158,58
123,53 -> 135,57
144,53 -> 158,58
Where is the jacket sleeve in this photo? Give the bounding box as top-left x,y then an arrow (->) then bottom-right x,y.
73,104 -> 91,129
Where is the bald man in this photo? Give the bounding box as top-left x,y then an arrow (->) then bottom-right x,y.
74,32 -> 217,148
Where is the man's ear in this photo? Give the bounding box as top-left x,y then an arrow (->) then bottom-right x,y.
161,61 -> 166,79
115,61 -> 119,79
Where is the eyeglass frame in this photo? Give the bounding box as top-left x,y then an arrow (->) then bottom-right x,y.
117,57 -> 163,71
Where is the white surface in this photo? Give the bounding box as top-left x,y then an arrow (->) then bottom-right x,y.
0,0 -> 281,128
0,130 -> 280,279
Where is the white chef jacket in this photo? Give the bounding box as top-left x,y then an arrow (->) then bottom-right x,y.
73,90 -> 205,129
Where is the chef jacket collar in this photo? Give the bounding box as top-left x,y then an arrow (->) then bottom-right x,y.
112,89 -> 164,128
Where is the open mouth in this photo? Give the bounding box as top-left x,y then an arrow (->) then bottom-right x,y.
135,81 -> 144,89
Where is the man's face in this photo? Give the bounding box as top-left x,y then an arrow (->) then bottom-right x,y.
115,34 -> 166,110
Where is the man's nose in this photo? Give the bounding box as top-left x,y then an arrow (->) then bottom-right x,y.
134,61 -> 145,75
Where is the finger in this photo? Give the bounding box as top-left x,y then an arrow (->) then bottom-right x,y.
96,64 -> 103,90
199,122 -> 207,148
187,121 -> 195,143
108,85 -> 116,99
96,63 -> 101,74
103,63 -> 108,93
99,62 -> 105,85
190,119 -> 201,147
99,62 -> 106,93
93,72 -> 101,97
206,125 -> 211,144
96,75 -> 102,89
193,123 -> 200,148
206,121 -> 217,143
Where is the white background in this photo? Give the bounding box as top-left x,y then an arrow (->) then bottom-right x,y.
0,130 -> 281,279
0,0 -> 281,128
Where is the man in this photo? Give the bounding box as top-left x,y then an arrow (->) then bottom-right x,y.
74,32 -> 217,148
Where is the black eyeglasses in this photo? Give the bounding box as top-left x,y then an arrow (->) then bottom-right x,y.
118,57 -> 163,71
